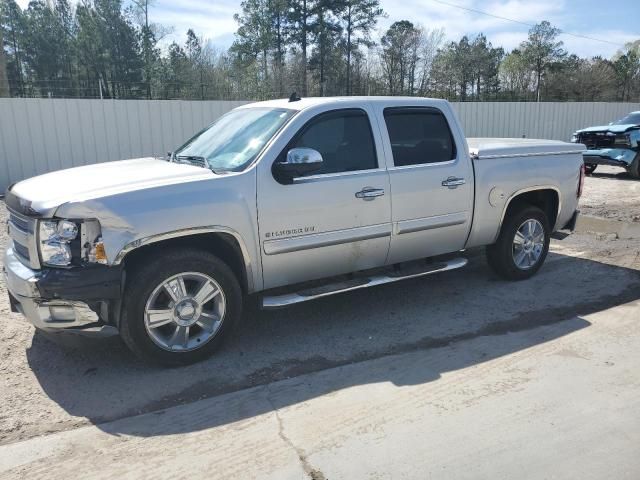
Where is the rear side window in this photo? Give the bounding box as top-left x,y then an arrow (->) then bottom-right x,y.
288,109 -> 377,175
384,107 -> 457,166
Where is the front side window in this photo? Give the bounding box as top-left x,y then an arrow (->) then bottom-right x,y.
287,109 -> 378,175
175,107 -> 295,172
384,107 -> 457,166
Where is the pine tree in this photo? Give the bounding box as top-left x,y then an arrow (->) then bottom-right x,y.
310,0 -> 342,96
0,0 -> 26,96
0,23 -> 9,97
339,0 -> 383,95
521,21 -> 566,102
231,0 -> 274,96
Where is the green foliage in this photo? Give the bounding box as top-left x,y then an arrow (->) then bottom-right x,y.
0,2 -> 638,102
339,0 -> 384,94
0,26 -> 8,96
1,0 -> 27,96
520,20 -> 566,101
612,41 -> 640,102
380,21 -> 420,94
309,0 -> 343,95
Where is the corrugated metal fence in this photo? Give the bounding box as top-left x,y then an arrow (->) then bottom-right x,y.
1,99 -> 639,192
450,102 -> 640,141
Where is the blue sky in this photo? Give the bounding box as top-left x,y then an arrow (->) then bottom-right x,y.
17,0 -> 640,58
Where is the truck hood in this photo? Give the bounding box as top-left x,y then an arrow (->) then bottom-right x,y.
576,124 -> 640,134
8,157 -> 216,216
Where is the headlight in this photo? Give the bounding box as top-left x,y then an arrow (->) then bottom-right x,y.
39,240 -> 73,266
614,134 -> 630,146
38,219 -> 106,267
57,220 -> 78,241
39,220 -> 78,266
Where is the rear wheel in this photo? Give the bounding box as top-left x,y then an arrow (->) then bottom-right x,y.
584,163 -> 597,175
486,205 -> 550,281
120,249 -> 242,365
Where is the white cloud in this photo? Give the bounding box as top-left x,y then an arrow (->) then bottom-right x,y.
153,2 -> 238,46
559,30 -> 635,58
14,0 -> 637,58
487,30 -> 529,50
379,0 -> 557,43
375,0 -> 631,58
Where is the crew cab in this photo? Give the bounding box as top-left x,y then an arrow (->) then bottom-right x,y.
3,97 -> 584,365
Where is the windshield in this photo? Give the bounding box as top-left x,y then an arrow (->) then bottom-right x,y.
612,112 -> 640,125
174,107 -> 295,172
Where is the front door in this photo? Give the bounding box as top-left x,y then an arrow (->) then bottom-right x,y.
257,107 -> 391,290
375,105 -> 473,265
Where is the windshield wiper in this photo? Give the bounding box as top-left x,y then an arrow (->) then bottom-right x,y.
175,155 -> 228,175
175,155 -> 207,167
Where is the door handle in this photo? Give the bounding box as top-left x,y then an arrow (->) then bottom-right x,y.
441,177 -> 466,189
355,187 -> 385,200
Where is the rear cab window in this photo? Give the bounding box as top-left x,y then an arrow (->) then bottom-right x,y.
383,107 -> 457,167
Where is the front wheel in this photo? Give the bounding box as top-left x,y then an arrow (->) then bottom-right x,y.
629,154 -> 640,179
486,206 -> 550,281
120,249 -> 242,365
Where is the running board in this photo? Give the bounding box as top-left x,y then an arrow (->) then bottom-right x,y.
261,257 -> 468,309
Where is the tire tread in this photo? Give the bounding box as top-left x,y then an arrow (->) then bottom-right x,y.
120,248 -> 242,366
486,205 -> 550,281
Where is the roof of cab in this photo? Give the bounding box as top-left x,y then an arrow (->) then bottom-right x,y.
236,96 -> 450,111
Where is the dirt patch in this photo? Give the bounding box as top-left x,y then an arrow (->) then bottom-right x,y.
581,166 -> 640,224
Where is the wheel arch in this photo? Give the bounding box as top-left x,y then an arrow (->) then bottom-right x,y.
496,186 -> 560,240
115,228 -> 254,295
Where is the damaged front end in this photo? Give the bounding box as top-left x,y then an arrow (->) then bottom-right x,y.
571,112 -> 640,178
3,189 -> 121,337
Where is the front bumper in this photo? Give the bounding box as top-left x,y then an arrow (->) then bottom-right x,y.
3,248 -> 119,337
583,148 -> 637,168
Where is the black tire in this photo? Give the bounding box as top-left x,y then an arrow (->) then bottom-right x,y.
120,249 -> 242,366
629,154 -> 640,179
486,205 -> 550,281
584,163 -> 597,175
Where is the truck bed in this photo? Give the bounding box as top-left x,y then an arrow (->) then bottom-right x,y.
465,137 -> 584,249
467,138 -> 585,159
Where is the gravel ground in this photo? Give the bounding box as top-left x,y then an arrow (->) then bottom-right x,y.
581,165 -> 640,223
0,173 -> 639,446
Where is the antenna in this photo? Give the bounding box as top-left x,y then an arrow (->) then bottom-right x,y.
289,91 -> 301,102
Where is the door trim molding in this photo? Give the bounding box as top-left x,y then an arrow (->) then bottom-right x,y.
394,211 -> 469,235
263,223 -> 391,255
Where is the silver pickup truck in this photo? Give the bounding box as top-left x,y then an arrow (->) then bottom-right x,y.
4,97 -> 584,364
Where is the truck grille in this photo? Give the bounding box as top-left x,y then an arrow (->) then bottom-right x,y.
7,208 -> 40,269
577,133 -> 614,150
13,242 -> 31,261
9,212 -> 30,231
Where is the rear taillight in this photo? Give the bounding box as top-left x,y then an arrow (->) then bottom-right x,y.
577,163 -> 585,198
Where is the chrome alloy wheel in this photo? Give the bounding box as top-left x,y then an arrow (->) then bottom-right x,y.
512,219 -> 545,270
143,272 -> 226,352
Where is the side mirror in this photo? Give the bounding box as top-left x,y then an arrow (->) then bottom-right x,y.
273,148 -> 323,182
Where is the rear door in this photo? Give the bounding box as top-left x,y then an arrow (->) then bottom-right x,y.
256,105 -> 392,290
375,104 -> 473,265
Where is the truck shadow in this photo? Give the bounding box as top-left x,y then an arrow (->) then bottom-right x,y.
25,249 -> 640,438
591,170 -> 636,182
